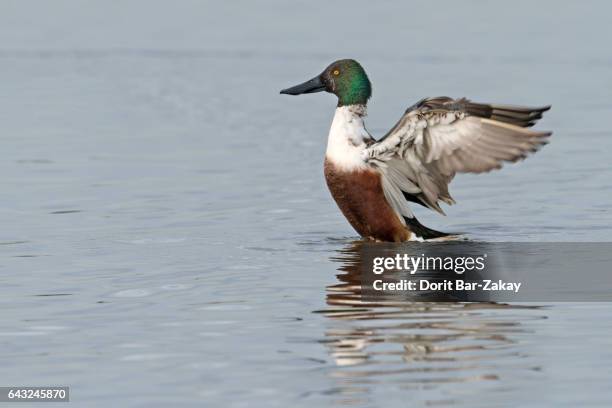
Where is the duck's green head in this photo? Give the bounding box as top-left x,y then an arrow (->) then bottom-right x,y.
280,59 -> 372,107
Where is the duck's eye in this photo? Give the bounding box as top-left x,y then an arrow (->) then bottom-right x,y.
333,69 -> 340,76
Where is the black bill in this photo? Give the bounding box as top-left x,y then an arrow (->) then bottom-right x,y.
280,75 -> 326,95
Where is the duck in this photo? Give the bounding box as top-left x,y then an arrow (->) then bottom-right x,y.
280,59 -> 551,242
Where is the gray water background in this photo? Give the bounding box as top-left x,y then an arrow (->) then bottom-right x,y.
1,1 -> 612,406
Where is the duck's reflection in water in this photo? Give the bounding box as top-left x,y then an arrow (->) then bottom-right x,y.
315,240 -> 545,405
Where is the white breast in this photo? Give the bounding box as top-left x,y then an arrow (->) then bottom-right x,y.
325,105 -> 371,171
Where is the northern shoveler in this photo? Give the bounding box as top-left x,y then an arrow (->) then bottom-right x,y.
280,59 -> 551,242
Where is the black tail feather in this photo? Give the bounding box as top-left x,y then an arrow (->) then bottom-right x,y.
403,216 -> 449,240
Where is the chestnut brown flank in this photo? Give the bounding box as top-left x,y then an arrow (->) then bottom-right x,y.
324,158 -> 411,242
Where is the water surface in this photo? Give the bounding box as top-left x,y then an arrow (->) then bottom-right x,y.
1,1 -> 612,407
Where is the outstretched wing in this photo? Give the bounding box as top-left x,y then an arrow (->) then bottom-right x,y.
364,97 -> 551,217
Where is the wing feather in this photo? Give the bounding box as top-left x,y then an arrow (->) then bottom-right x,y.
365,97 -> 551,219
